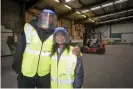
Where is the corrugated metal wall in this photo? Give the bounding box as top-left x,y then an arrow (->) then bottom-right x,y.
95,23 -> 133,43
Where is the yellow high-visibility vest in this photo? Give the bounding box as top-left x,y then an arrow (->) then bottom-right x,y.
21,23 -> 53,77
51,46 -> 77,88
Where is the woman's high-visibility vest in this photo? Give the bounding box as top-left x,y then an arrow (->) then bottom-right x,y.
21,23 -> 53,77
51,46 -> 77,88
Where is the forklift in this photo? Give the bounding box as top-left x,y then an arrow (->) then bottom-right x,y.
82,32 -> 106,54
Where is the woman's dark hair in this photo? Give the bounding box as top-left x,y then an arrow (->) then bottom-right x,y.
50,43 -> 70,57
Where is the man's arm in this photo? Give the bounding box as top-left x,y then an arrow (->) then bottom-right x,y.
12,30 -> 26,74
72,45 -> 81,56
73,56 -> 84,88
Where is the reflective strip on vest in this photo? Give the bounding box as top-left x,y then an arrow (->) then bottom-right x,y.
52,55 -> 76,61
51,77 -> 74,84
24,23 -> 33,44
25,48 -> 51,56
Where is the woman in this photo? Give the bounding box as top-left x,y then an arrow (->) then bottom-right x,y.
50,27 -> 84,88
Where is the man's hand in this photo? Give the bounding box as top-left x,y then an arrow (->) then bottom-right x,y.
72,46 -> 80,56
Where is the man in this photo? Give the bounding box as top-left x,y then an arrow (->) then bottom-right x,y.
12,8 -> 80,88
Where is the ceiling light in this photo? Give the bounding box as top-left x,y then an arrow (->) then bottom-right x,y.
128,9 -> 133,12
115,0 -> 128,4
90,6 -> 101,11
118,11 -> 127,14
54,0 -> 59,2
65,0 -> 72,2
110,13 -> 117,16
92,20 -> 95,22
102,2 -> 113,7
99,15 -> 108,18
76,11 -> 81,14
82,15 -> 86,17
65,5 -> 71,9
101,0 -> 128,7
99,22 -> 103,24
81,9 -> 90,13
119,16 -> 133,20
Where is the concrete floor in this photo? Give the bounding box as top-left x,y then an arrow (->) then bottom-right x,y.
1,45 -> 133,88
1,56 -> 17,88
83,45 -> 133,88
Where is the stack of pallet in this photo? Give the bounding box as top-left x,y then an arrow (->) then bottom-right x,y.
72,24 -> 85,40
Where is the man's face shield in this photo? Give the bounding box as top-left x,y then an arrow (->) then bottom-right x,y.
37,10 -> 56,30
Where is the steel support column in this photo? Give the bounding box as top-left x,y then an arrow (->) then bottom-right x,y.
110,25 -> 112,38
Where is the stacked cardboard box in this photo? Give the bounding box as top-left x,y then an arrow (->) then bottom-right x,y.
72,24 -> 85,40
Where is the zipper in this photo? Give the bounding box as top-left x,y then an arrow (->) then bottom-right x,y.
36,42 -> 43,74
57,49 -> 61,88
57,56 -> 59,88
36,30 -> 44,74
57,48 -> 64,88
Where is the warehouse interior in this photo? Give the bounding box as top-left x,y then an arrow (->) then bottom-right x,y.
1,0 -> 133,88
